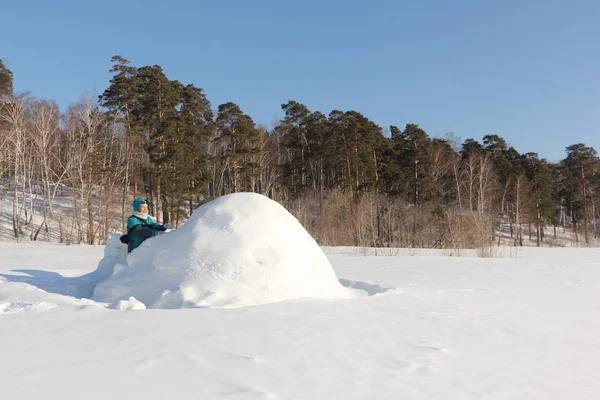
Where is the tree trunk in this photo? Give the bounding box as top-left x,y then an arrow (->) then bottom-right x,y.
372,147 -> 379,183
346,155 -> 351,192
122,152 -> 130,233
156,175 -> 161,223
33,214 -> 47,241
59,216 -> 64,244
573,209 -> 579,243
355,145 -> 359,190
12,177 -> 19,238
87,193 -> 95,245
536,205 -> 541,247
581,165 -> 589,245
301,147 -> 305,187
233,157 -> 238,193
413,159 -> 419,206
519,223 -> 523,246
162,195 -> 170,224
319,157 -> 323,214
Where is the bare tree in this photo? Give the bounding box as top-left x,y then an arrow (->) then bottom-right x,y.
0,93 -> 31,237
30,100 -> 67,240
64,95 -> 105,244
511,174 -> 529,246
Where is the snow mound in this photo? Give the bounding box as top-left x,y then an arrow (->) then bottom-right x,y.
111,297 -> 146,311
93,193 -> 350,308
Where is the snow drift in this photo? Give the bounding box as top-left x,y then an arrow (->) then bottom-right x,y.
92,193 -> 350,308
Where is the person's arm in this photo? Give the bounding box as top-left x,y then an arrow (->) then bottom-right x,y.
147,222 -> 167,231
144,217 -> 171,231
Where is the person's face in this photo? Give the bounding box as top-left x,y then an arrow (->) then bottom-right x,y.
140,201 -> 148,213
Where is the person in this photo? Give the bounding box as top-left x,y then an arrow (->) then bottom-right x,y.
125,197 -> 171,253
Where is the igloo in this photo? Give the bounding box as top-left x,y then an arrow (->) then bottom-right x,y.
92,192 -> 351,308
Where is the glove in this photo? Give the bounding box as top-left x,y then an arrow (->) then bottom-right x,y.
163,223 -> 172,230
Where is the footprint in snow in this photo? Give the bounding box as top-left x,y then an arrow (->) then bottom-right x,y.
0,301 -> 58,314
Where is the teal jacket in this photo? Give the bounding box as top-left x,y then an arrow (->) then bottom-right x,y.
126,215 -> 166,253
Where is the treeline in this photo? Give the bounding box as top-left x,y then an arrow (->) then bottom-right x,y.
0,56 -> 598,248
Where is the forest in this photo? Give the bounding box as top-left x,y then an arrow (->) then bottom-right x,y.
0,56 -> 598,249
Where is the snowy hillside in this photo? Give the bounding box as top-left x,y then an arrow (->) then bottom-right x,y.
1,240 -> 600,399
3,182 -> 599,249
0,180 -> 125,244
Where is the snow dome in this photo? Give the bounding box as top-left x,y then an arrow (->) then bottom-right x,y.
93,192 -> 350,308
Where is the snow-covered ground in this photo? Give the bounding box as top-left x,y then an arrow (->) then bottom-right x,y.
1,241 -> 599,399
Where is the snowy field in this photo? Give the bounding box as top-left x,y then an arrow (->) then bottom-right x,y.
1,242 -> 600,399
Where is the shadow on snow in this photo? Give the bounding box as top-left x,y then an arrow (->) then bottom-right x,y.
0,269 -> 101,299
338,278 -> 394,296
1,270 -> 394,301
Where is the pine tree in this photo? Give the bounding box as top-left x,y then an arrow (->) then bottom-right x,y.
564,144 -> 598,244
380,125 -> 408,196
305,111 -> 328,197
175,84 -> 213,216
325,110 -> 348,190
0,58 -> 13,97
135,65 -> 181,222
524,153 -> 553,246
483,135 -> 519,242
99,56 -> 139,127
483,135 -> 512,185
215,102 -> 261,193
279,101 -> 311,194
402,124 -> 432,206
460,138 -> 484,159
99,56 -> 142,228
324,111 -> 384,194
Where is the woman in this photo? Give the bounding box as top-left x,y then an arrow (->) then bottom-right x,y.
125,197 -> 171,253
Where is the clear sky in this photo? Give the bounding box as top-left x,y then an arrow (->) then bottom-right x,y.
1,0 -> 598,161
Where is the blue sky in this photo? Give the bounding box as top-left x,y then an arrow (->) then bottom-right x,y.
1,0 -> 598,161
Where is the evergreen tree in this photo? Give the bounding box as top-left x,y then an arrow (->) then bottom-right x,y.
524,153 -> 553,246
175,84 -> 213,214
0,58 -> 13,97
460,138 -> 484,159
99,56 -> 139,128
99,56 -> 142,225
215,102 -> 261,193
380,125 -> 408,196
549,162 -> 565,238
305,110 -> 328,196
563,143 -> 598,243
279,101 -> 311,194
402,123 -> 431,206
482,135 -> 519,238
325,111 -> 383,194
483,135 -> 512,185
135,65 -> 181,222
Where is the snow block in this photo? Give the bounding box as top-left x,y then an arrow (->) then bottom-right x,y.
81,234 -> 127,285
93,193 -> 350,308
111,297 -> 147,311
